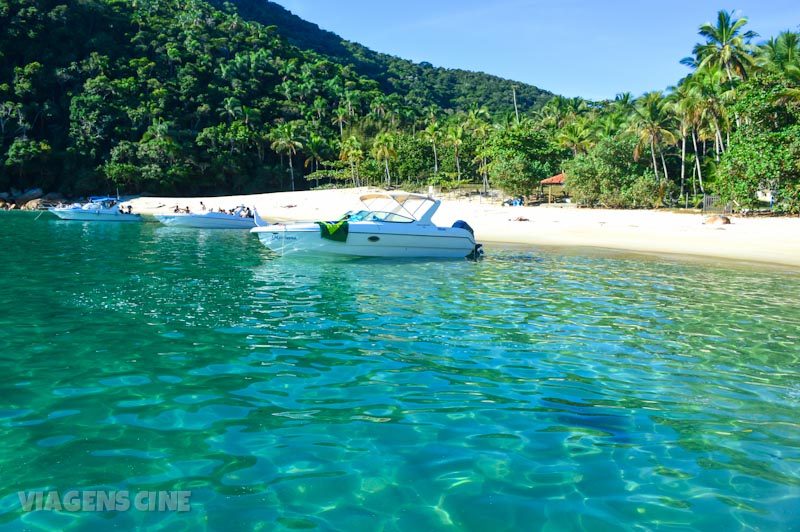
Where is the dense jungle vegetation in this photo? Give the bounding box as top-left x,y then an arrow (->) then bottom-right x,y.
1,1 -> 798,211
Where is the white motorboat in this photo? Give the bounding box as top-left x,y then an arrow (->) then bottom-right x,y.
154,207 -> 257,229
251,192 -> 482,259
49,197 -> 142,222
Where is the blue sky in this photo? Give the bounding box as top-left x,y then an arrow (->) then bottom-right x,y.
270,0 -> 800,100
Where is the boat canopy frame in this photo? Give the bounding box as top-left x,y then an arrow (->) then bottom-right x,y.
359,192 -> 441,224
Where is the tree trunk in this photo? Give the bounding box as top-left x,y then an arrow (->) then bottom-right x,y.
660,151 -> 669,183
432,142 -> 438,175
714,125 -> 724,159
384,159 -> 391,187
725,65 -> 734,84
482,156 -> 489,194
650,137 -> 660,182
455,149 -> 461,182
288,154 -> 295,191
680,135 -> 686,200
692,129 -> 705,194
512,86 -> 520,124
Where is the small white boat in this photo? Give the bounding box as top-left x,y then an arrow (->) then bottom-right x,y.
251,192 -> 482,259
49,197 -> 141,222
154,207 -> 257,229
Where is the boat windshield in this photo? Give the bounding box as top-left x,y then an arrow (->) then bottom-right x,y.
342,210 -> 414,223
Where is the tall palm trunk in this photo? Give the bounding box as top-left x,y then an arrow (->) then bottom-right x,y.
384,159 -> 391,187
482,156 -> 489,193
288,154 -> 296,191
455,148 -> 461,182
660,151 -> 669,182
650,137 -> 660,182
691,129 -> 705,194
680,136 -> 687,199
432,142 -> 439,175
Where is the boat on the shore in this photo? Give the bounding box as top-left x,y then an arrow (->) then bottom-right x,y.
154,207 -> 256,229
49,197 -> 142,222
251,192 -> 482,259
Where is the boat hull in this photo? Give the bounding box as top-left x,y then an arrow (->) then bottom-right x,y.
252,222 -> 476,258
155,213 -> 255,229
49,208 -> 142,222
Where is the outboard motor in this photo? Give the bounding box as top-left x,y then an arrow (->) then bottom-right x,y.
453,220 -> 483,260
467,243 -> 484,261
452,220 -> 474,235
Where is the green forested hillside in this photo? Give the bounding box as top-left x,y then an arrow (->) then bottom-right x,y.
0,0 -> 549,196
0,0 -> 394,194
1,2 -> 798,212
210,0 -> 552,116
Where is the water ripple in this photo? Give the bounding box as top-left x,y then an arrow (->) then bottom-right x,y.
0,212 -> 798,529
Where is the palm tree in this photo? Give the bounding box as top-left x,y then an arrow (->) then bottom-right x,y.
304,133 -> 328,187
757,31 -> 800,82
466,105 -> 491,129
421,121 -> 441,176
613,92 -> 635,111
270,122 -> 303,191
240,105 -> 260,128
312,96 -> 327,124
692,10 -> 758,82
464,106 -> 492,191
557,119 -> 592,156
690,67 -> 733,158
331,107 -> 348,139
371,132 -> 397,187
339,135 -> 363,186
630,92 -> 677,182
668,83 -> 704,196
446,124 -> 465,182
220,97 -> 241,124
594,111 -> 626,139
370,97 -> 388,122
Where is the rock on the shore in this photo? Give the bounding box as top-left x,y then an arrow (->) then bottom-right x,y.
0,199 -> 6,210
21,198 -> 46,210
705,214 -> 731,225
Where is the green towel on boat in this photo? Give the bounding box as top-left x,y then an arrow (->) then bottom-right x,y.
317,219 -> 349,242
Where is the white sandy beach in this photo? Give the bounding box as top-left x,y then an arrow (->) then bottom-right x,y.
128,188 -> 800,268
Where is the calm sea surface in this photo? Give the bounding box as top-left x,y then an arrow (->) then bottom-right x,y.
0,211 -> 798,530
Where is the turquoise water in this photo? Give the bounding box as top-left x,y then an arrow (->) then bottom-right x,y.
0,211 -> 798,530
